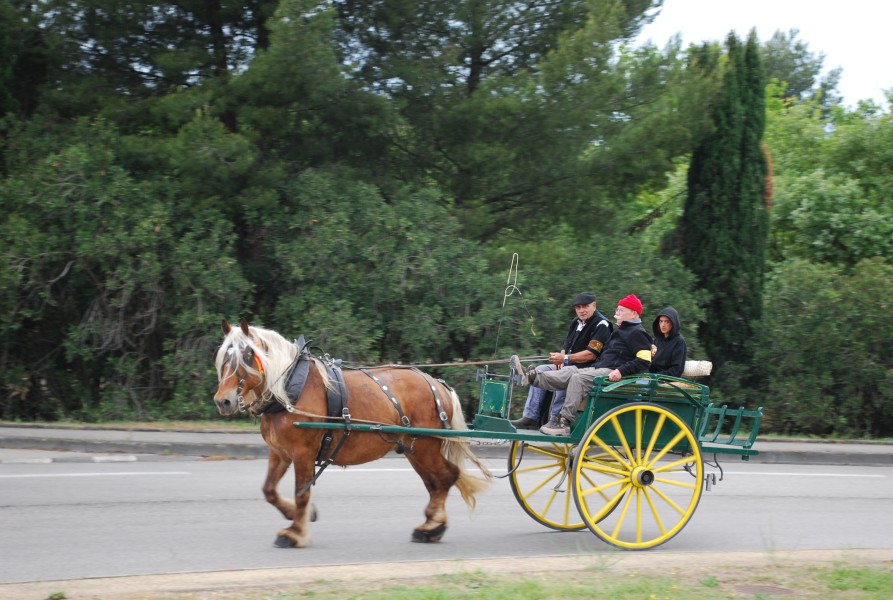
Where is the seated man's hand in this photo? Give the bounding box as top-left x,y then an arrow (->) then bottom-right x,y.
608,369 -> 622,382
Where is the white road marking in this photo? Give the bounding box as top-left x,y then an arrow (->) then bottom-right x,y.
723,471 -> 885,478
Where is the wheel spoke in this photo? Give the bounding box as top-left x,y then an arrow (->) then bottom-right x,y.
611,485 -> 636,538
645,428 -> 688,469
642,488 -> 666,534
516,460 -> 563,475
521,465 -> 564,499
609,414 -> 636,466
580,476 -> 625,498
653,476 -> 697,490
586,483 -> 629,524
651,454 -> 695,473
589,434 -> 631,466
525,444 -> 568,460
582,463 -> 629,478
648,482 -> 687,516
510,442 -> 585,531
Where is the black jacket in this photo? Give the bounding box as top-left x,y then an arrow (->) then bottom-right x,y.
650,306 -> 687,377
592,320 -> 653,376
563,311 -> 613,368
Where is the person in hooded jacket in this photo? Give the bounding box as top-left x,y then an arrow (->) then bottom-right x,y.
650,306 -> 687,378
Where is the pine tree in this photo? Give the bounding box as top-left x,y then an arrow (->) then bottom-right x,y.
681,31 -> 769,368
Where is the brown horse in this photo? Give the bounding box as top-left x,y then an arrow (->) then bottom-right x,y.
213,318 -> 491,548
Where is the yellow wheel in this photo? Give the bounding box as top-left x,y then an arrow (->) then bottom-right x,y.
572,402 -> 703,549
508,440 -> 586,531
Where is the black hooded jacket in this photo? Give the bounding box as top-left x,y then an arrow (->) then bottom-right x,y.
650,306 -> 687,377
592,320 -> 653,376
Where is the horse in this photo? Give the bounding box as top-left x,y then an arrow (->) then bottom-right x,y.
213,318 -> 491,548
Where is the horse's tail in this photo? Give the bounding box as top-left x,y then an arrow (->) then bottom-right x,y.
440,389 -> 492,509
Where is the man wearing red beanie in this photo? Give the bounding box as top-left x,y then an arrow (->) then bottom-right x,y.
512,294 -> 653,436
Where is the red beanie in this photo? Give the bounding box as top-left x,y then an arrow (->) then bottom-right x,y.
617,294 -> 643,315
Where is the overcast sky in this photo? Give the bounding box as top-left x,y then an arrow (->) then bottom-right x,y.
635,0 -> 892,109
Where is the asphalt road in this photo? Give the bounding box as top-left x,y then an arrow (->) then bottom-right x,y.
2,452 -> 892,586
2,426 -> 893,599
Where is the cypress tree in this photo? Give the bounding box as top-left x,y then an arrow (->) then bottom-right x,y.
681,31 -> 768,368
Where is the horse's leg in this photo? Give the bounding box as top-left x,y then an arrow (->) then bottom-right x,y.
263,449 -> 296,520
262,449 -> 319,523
273,458 -> 316,548
405,438 -> 460,543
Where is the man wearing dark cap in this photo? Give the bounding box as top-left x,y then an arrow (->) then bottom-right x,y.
512,294 -> 653,436
510,292 -> 613,429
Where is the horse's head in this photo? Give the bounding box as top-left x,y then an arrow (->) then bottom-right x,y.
214,318 -> 269,416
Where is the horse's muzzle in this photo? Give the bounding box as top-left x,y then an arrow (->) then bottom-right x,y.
214,394 -> 240,416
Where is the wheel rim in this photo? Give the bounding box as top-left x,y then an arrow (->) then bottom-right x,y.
572,403 -> 703,549
508,440 -> 586,531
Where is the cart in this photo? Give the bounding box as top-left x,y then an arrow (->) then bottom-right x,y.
296,360 -> 762,550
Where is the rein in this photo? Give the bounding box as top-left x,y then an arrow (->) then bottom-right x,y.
342,355 -> 548,370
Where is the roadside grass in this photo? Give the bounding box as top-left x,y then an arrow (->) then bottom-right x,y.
819,565 -> 893,594
141,560 -> 893,599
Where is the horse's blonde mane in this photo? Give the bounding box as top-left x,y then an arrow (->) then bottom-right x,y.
215,324 -> 331,405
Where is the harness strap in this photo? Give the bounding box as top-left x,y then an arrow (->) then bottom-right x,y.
361,368 -> 411,427
324,359 -> 349,418
298,407 -> 353,496
411,368 -> 451,430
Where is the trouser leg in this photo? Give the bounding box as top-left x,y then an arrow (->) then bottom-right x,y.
532,365 -> 576,392
559,368 -> 612,423
522,364 -> 556,420
547,366 -> 577,419
550,390 -> 566,420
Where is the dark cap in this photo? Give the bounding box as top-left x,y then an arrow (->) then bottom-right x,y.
571,292 -> 596,307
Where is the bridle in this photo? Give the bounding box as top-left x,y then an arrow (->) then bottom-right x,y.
224,343 -> 274,415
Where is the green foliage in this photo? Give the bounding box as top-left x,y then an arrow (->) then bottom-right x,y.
330,0 -> 704,237
681,31 -> 768,369
2,0 -> 888,437
167,109 -> 259,201
771,171 -> 893,265
744,258 -> 893,436
761,28 -> 842,107
0,119 -> 250,420
254,170 -> 494,366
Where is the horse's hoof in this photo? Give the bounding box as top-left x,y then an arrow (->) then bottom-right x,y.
310,503 -> 319,522
274,535 -> 297,548
411,523 -> 446,543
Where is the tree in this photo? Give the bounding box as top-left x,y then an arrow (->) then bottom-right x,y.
761,28 -> 841,107
327,0 -> 709,238
0,0 -> 58,120
764,84 -> 893,267
750,258 -> 893,437
12,0 -> 278,126
0,119 -> 253,421
680,31 -> 768,368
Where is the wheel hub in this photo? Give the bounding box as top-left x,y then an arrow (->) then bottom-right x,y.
630,466 -> 655,487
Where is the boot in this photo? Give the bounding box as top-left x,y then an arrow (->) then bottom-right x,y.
540,416 -> 572,436
510,355 -> 536,385
511,416 -> 539,429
